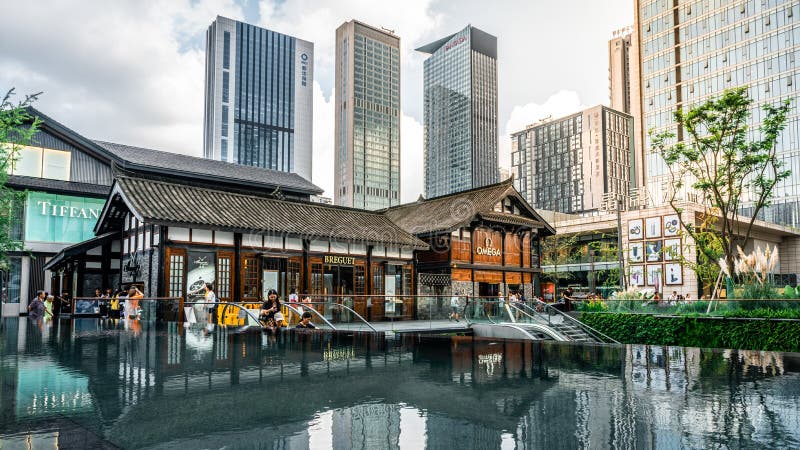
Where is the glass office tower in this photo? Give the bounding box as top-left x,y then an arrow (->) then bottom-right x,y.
634,1 -> 800,225
203,16 -> 313,181
334,20 -> 401,210
417,25 -> 499,198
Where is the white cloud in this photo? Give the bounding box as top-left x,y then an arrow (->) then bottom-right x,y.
0,0 -> 245,156
499,90 -> 586,169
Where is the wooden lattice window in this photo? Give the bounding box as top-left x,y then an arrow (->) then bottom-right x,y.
288,259 -> 301,294
242,256 -> 259,299
217,254 -> 232,300
355,264 -> 366,296
372,264 -> 384,295
311,262 -> 323,295
168,253 -> 184,298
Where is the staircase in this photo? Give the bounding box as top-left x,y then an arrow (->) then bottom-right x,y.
548,321 -> 595,343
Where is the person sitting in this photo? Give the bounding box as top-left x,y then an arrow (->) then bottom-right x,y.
259,289 -> 283,331
295,311 -> 316,329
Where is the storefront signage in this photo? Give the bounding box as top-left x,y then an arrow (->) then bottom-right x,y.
324,255 -> 355,265
25,191 -> 106,244
475,237 -> 501,257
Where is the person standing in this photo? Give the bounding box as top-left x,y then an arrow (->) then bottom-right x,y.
44,295 -> 55,321
109,292 -> 121,319
28,290 -> 46,321
203,283 -> 218,325
58,291 -> 71,315
449,293 -> 460,322
52,293 -> 62,319
127,286 -> 143,319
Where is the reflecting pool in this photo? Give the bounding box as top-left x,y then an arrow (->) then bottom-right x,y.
1,317 -> 799,449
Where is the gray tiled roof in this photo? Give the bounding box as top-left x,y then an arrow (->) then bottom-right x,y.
7,175 -> 111,197
384,179 -> 554,235
115,176 -> 427,249
94,141 -> 323,195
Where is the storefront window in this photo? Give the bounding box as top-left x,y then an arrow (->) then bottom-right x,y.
1,257 -> 22,303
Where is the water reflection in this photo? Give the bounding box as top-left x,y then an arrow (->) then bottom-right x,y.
1,317 -> 799,449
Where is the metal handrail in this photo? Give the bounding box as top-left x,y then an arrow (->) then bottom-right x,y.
284,303 -> 336,330
297,302 -> 378,332
534,300 -> 619,344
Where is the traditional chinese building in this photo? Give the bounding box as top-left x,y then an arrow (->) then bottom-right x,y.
384,179 -> 555,301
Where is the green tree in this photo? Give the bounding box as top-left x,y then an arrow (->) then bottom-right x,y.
540,233 -> 580,295
0,88 -> 41,267
651,87 -> 791,279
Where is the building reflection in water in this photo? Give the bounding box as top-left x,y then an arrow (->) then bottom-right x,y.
1,317 -> 799,449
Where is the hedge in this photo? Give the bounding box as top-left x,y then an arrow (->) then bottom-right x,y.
579,312 -> 800,352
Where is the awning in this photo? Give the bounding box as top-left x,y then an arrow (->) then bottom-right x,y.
43,232 -> 117,271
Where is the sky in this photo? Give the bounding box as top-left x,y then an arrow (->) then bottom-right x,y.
0,0 -> 632,202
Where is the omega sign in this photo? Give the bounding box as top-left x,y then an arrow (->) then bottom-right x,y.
476,237 -> 501,257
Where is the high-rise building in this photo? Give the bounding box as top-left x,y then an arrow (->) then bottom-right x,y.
417,25 -> 499,198
609,27 -> 633,114
203,16 -> 313,181
511,105 -> 635,214
634,1 -> 800,225
334,20 -> 401,210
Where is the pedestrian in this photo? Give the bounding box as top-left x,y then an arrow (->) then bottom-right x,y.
44,295 -> 55,321
288,288 -> 298,304
27,290 -> 46,321
109,292 -> 121,319
295,311 -> 316,329
449,293 -> 460,322
58,291 -> 71,315
127,286 -> 143,319
52,293 -> 62,319
203,283 -> 218,325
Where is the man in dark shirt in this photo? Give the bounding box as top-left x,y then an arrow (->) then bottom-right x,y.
28,290 -> 46,320
295,312 -> 316,329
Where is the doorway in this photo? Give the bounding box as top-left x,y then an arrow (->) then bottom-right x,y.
478,282 -> 499,316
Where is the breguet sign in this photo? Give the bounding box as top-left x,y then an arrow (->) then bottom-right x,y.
324,255 -> 355,265
25,191 -> 106,244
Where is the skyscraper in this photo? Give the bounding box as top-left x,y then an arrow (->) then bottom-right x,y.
417,25 -> 499,198
203,16 -> 313,181
334,20 -> 401,210
511,105 -> 635,214
634,1 -> 800,225
609,27 -> 633,114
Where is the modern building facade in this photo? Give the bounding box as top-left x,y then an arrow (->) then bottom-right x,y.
417,25 -> 499,198
609,27 -> 634,114
510,105 -> 635,214
634,0 -> 800,225
0,108 -> 322,317
203,16 -> 314,181
334,20 -> 401,210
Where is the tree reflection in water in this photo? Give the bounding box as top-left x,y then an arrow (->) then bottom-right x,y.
0,317 -> 798,449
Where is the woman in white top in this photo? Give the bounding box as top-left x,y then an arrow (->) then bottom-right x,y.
204,283 -> 218,325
